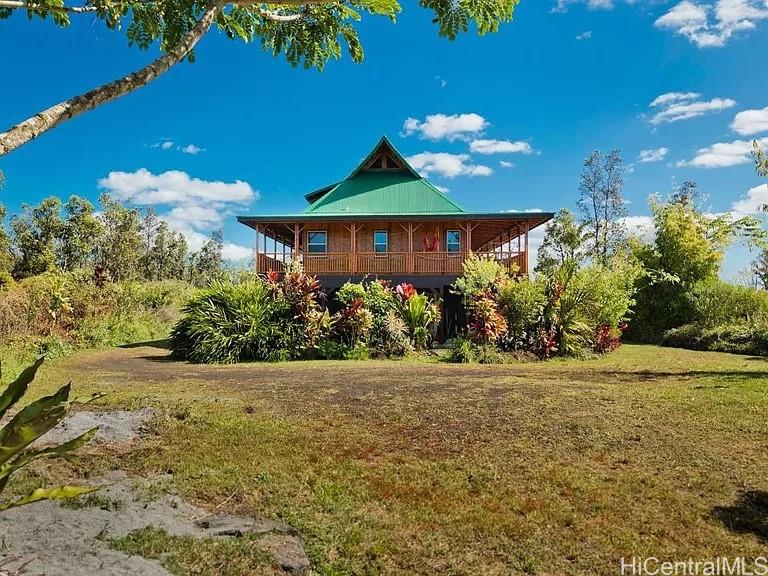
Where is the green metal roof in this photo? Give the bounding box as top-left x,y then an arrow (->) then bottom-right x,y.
303,171 -> 466,216
296,136 -> 467,216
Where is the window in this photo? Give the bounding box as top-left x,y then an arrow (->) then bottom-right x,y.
307,231 -> 327,254
446,230 -> 461,253
374,230 -> 388,254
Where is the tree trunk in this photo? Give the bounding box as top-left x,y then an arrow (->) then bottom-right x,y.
0,0 -> 225,156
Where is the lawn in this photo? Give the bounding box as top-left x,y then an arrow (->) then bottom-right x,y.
11,343 -> 768,575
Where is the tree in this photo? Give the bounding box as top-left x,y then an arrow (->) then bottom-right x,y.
577,150 -> 627,265
139,207 -> 161,279
97,193 -> 143,281
192,230 -> 223,284
0,0 -> 519,155
59,195 -> 104,271
11,197 -> 63,278
0,203 -> 14,274
753,251 -> 768,290
148,221 -> 188,280
629,189 -> 763,340
535,208 -> 588,275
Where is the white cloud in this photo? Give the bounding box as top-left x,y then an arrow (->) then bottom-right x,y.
469,139 -> 534,155
677,137 -> 768,168
402,113 -> 488,141
499,160 -> 515,168
731,106 -> 768,135
222,243 -> 253,262
551,0 -> 617,13
150,140 -> 174,150
648,92 -> 736,124
730,183 -> 768,216
637,147 -> 670,163
180,144 -> 205,155
576,30 -> 593,39
433,185 -> 450,193
435,76 -> 448,88
98,168 -> 255,205
622,215 -> 656,243
406,152 -> 493,178
649,92 -> 701,107
655,0 -> 768,48
98,168 -> 257,261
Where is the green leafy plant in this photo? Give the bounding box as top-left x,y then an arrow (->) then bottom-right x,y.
395,285 -> 441,350
0,357 -> 101,510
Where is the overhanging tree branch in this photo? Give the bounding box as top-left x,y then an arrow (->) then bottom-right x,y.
0,0 -> 306,19
0,0 -> 227,155
0,0 -> 95,12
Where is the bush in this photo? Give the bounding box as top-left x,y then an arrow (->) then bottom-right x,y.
497,276 -> 546,350
333,280 -> 439,355
0,271 -> 193,352
447,337 -> 504,364
662,323 -> 768,356
171,279 -> 279,363
450,257 -> 640,359
689,281 -> 768,327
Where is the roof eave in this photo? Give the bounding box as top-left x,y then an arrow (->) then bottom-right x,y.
237,212 -> 554,225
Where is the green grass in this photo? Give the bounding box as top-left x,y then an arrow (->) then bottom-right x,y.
12,344 -> 768,575
110,528 -> 275,576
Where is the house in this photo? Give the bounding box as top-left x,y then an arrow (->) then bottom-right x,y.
237,136 -> 553,301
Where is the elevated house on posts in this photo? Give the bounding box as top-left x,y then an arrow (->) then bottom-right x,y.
238,136 -> 553,332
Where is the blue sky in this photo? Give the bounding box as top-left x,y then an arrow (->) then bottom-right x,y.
2,0 -> 768,276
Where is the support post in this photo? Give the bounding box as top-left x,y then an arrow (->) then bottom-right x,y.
350,223 -> 357,274
254,224 -> 260,272
466,220 -> 472,255
293,223 -> 300,265
408,221 -> 413,273
524,222 -> 529,274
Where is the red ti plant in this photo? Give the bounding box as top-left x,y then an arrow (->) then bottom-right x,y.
395,282 -> 417,302
468,293 -> 508,344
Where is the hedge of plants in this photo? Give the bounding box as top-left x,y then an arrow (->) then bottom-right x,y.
660,280 -> 768,356
0,269 -> 194,354
170,265 -> 441,363
447,255 -> 642,363
170,257 -> 641,364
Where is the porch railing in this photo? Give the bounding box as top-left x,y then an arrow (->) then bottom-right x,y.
255,251 -> 526,275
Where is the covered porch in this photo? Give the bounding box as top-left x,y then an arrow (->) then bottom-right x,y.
237,214 -> 551,277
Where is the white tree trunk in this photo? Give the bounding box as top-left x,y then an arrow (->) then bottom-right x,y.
0,0 -> 225,156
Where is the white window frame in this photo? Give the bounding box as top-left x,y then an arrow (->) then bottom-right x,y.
446,229 -> 461,253
307,230 -> 328,254
373,229 -> 388,255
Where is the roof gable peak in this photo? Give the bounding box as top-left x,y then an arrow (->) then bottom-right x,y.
348,135 -> 422,179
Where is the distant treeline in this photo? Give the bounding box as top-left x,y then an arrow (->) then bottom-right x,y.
0,194 -> 228,285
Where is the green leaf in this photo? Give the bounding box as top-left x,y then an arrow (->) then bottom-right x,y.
0,427 -> 98,482
0,382 -> 72,466
0,485 -> 99,511
0,355 -> 44,420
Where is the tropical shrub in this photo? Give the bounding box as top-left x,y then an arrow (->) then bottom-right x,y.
333,280 -> 439,355
447,336 -> 477,363
497,276 -> 546,350
0,358 -> 100,510
170,279 -> 278,363
450,256 -> 639,361
447,337 -> 504,364
662,323 -> 768,356
171,268 -> 328,363
395,286 -> 441,350
452,255 -> 509,304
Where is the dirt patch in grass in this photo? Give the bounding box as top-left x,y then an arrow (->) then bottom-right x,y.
0,471 -> 308,576
23,344 -> 768,575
